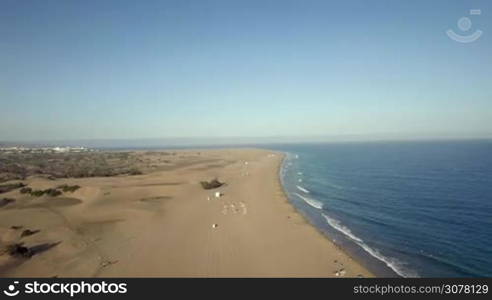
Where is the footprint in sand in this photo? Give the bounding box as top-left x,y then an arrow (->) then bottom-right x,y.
230,203 -> 237,214
239,202 -> 247,215
221,202 -> 247,216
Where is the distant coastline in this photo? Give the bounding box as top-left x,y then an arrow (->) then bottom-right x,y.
2,135 -> 492,151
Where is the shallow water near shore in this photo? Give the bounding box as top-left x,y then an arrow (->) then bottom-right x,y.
269,140 -> 492,277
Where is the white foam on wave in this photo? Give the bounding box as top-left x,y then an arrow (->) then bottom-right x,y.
321,213 -> 417,278
294,193 -> 323,209
280,151 -> 417,277
296,185 -> 310,194
322,214 -> 362,243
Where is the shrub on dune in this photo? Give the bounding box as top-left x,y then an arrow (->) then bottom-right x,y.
0,182 -> 26,194
57,184 -> 81,192
20,187 -> 32,194
200,178 -> 224,190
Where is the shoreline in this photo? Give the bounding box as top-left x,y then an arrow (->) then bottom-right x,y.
275,152 -> 377,277
276,152 -> 391,277
1,148 -> 373,277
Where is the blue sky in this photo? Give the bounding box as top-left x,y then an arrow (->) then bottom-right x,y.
1,0 -> 491,142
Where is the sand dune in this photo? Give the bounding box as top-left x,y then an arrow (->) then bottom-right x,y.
0,149 -> 372,277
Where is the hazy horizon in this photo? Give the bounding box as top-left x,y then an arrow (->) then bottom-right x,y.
2,0 -> 491,142
2,132 -> 492,149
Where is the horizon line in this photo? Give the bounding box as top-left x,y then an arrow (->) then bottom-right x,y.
2,134 -> 492,148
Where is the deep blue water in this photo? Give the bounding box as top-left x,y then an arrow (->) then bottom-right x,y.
267,140 -> 492,277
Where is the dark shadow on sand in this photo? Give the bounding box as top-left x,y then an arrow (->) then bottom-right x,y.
6,241 -> 61,258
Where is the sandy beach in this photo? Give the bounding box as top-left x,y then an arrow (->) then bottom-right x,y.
0,148 -> 372,277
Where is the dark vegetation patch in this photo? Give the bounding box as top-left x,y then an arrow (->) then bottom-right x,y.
19,185 -> 79,198
57,184 -> 81,192
0,152 -> 144,183
129,169 -> 143,175
21,229 -> 40,238
30,188 -> 62,197
20,187 -> 32,194
200,178 -> 224,190
4,242 -> 60,258
0,198 -> 15,207
0,182 -> 25,194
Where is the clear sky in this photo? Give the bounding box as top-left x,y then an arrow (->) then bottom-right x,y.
1,0 -> 491,142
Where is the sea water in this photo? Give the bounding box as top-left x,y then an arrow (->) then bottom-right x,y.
270,140 -> 492,277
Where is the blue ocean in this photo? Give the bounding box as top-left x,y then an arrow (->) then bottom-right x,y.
267,140 -> 492,277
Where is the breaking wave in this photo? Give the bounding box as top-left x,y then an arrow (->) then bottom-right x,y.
322,213 -> 417,277
296,185 -> 310,193
294,193 -> 323,209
